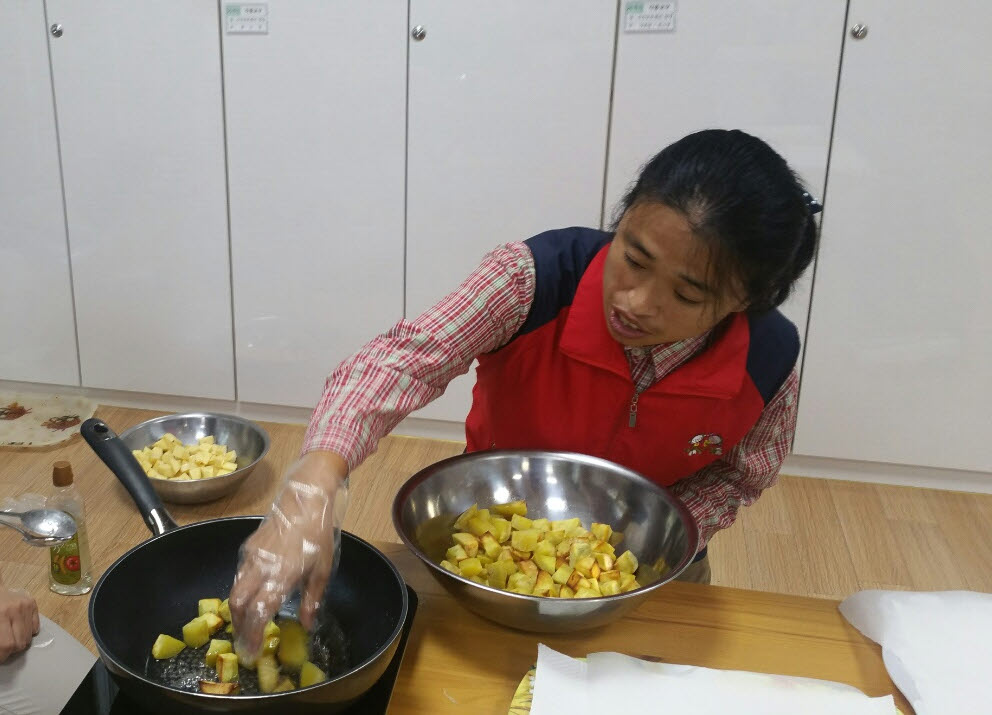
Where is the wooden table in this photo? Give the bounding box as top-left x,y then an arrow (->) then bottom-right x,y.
0,407 -> 911,713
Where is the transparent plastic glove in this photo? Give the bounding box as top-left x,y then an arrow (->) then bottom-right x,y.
0,587 -> 39,663
229,451 -> 349,661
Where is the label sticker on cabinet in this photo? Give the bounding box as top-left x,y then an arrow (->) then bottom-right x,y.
225,3 -> 268,35
624,1 -> 676,33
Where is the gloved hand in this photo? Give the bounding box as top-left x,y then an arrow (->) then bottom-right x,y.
229,451 -> 348,661
0,586 -> 39,663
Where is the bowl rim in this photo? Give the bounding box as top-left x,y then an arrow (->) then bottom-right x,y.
391,449 -> 701,603
118,412 -> 270,486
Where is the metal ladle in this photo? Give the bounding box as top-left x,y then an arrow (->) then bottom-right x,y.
0,509 -> 77,545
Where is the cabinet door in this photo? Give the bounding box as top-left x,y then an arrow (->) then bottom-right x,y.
794,1 -> 992,471
407,0 -> 617,422
0,0 -> 78,386
605,0 -> 847,343
224,1 -> 407,408
48,1 -> 234,399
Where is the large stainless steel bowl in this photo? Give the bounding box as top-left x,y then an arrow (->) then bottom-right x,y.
393,450 -> 699,633
118,413 -> 269,505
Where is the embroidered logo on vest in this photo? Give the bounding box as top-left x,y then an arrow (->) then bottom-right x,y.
687,434 -> 723,456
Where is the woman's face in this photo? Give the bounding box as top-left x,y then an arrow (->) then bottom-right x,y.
602,201 -> 745,347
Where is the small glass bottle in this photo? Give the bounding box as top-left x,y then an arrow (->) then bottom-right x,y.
46,460 -> 92,595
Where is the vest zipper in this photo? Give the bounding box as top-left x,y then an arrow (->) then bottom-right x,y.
628,391 -> 640,428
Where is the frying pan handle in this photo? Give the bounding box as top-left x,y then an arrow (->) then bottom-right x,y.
81,418 -> 178,537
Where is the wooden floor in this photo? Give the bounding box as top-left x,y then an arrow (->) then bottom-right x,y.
2,405 -> 991,618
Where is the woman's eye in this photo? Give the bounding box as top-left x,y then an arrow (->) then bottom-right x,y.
624,252 -> 644,270
675,292 -> 703,306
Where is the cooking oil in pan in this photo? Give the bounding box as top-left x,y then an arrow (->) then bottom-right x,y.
146,615 -> 349,695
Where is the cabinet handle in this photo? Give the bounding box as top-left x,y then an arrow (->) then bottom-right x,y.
50,23 -> 63,38
411,25 -> 426,41
850,24 -> 868,40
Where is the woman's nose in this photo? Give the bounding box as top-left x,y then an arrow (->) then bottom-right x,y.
627,284 -> 658,317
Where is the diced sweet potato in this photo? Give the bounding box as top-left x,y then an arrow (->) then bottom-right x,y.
533,540 -> 556,557
489,517 -> 512,544
510,548 -> 532,561
551,518 -> 580,532
257,655 -> 280,693
445,544 -> 468,562
205,639 -> 232,667
262,634 -> 281,657
151,634 -> 186,659
600,579 -> 622,596
552,564 -> 574,585
466,515 -> 493,538
568,541 -> 593,568
616,550 -> 639,574
534,553 -> 557,574
594,553 -> 615,571
517,559 -> 539,580
183,617 -> 211,648
480,532 -> 503,559
216,652 -> 239,683
491,500 -> 527,517
590,522 -> 613,542
198,598 -> 222,617
202,613 -> 225,635
532,571 -> 554,596
575,587 -> 600,599
559,585 -> 575,599
218,598 -> 232,622
451,532 -> 480,558
574,555 -> 596,578
199,680 -> 240,695
277,620 -> 308,670
511,529 -> 540,552
507,572 -> 536,593
510,514 -> 533,531
453,504 -> 478,531
439,559 -> 460,574
299,661 -> 327,687
459,557 -> 483,578
273,677 -> 295,693
530,518 -> 550,532
544,529 -> 567,546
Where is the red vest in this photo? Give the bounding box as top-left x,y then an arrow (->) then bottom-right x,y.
464,228 -> 798,488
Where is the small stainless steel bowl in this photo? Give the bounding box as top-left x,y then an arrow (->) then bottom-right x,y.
393,450 -> 699,633
118,413 -> 269,505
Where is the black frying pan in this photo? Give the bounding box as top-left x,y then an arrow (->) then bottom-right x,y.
80,418 -> 408,714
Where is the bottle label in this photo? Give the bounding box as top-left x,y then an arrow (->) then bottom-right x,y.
50,535 -> 82,585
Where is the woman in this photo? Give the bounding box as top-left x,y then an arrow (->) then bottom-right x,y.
230,129 -> 819,655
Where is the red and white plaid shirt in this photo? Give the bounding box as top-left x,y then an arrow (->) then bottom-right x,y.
305,242 -> 799,548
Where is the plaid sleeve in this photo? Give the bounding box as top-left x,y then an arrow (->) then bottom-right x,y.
302,242 -> 535,470
670,367 -> 799,549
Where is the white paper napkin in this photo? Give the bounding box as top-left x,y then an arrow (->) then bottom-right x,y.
0,615 -> 96,715
840,590 -> 992,715
530,644 -> 896,715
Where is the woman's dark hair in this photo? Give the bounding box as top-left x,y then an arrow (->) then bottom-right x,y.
613,129 -> 819,313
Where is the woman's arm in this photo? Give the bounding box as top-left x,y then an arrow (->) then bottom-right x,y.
670,368 -> 799,549
303,242 -> 535,470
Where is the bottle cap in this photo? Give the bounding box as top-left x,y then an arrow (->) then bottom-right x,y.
53,461 -> 74,487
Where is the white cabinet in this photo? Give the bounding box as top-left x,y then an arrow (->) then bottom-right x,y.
224,1 -> 407,408
406,0 -> 617,422
0,1 -> 78,386
48,1 -> 234,399
794,1 -> 992,472
605,0 -> 847,343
